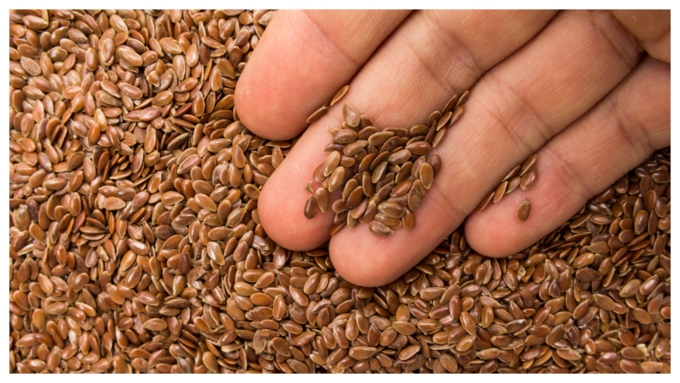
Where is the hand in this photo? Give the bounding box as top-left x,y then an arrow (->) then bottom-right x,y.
235,10 -> 670,287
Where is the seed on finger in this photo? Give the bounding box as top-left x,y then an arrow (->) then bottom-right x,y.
304,195 -> 318,219
342,179 -> 359,202
369,221 -> 393,237
406,141 -> 431,156
454,89 -> 469,109
419,163 -> 434,190
350,198 -> 369,219
429,155 -> 442,177
368,132 -> 394,147
323,151 -> 342,177
517,198 -> 531,222
316,188 -> 330,213
307,104 -> 329,124
447,105 -> 466,129
402,208 -> 416,231
432,127 -> 447,148
332,129 -> 358,144
360,115 -> 375,128
506,176 -> 521,194
378,201 -> 405,219
328,166 -> 346,193
332,199 -> 347,214
330,85 -> 349,106
408,180 -> 426,211
520,154 -> 537,176
502,165 -> 521,183
303,90 -> 471,236
441,93 -> 460,114
480,154 -> 539,214
330,222 -> 346,235
343,102 -> 360,128
493,181 -> 508,203
520,165 -> 538,190
428,110 -> 442,127
477,191 -> 495,213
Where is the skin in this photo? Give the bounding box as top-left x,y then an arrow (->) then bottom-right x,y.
235,10 -> 670,287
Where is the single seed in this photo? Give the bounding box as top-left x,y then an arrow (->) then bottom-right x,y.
346,186 -> 364,209
316,188 -> 330,213
378,201 -> 405,218
103,197 -> 125,210
432,127 -> 446,148
391,179 -> 413,197
442,93 -> 460,114
493,181 -> 508,203
369,221 -> 393,237
343,140 -> 367,156
520,154 -> 537,176
306,105 -> 329,124
517,198 -> 531,222
333,129 -> 358,144
304,196 -> 318,219
447,105 -> 465,128
372,162 -> 388,184
406,141 -> 431,156
328,166 -> 345,192
407,180 -> 426,211
520,165 -> 538,190
419,163 -> 434,190
454,90 -> 469,109
330,85 -> 349,106
322,151 -> 341,177
402,208 -> 416,231
506,176 -> 521,194
343,102 -> 360,127
368,131 -> 394,147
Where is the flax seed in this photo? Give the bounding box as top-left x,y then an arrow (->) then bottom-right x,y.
369,221 -> 393,237
520,165 -> 538,191
330,85 -> 349,106
304,195 -> 318,219
517,198 -> 531,222
493,181 -> 508,203
315,188 -> 330,213
343,102 -> 360,128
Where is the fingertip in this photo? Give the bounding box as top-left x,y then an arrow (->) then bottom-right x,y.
234,11 -> 321,141
329,190 -> 464,287
464,205 -> 524,258
235,10 -> 411,141
258,164 -> 333,251
464,169 -> 572,258
235,60 -> 305,141
329,228 -> 402,287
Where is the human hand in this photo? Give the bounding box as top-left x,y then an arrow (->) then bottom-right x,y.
235,10 -> 670,287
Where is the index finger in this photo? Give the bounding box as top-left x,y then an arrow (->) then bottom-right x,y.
235,10 -> 411,140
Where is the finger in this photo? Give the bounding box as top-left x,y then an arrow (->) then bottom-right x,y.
258,10 -> 556,279
330,10 -> 650,286
334,10 -> 558,127
235,10 -> 410,140
612,10 -> 670,63
465,56 -> 670,256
